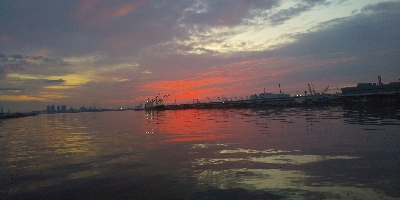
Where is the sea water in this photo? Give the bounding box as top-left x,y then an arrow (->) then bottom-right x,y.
1,105 -> 399,199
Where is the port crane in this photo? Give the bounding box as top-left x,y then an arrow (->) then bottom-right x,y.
308,84 -> 313,96
152,93 -> 169,105
378,76 -> 382,85
312,85 -> 315,95
159,94 -> 170,105
150,93 -> 161,104
322,86 -> 329,95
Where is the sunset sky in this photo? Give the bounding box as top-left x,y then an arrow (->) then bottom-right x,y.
1,0 -> 400,112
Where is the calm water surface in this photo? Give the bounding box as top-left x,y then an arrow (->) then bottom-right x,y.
1,105 -> 399,199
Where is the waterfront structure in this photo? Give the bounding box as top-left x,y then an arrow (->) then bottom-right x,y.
145,99 -> 166,111
250,88 -> 290,100
0,112 -> 38,119
144,94 -> 169,111
341,79 -> 400,96
339,77 -> 400,103
133,103 -> 144,111
45,104 -> 68,113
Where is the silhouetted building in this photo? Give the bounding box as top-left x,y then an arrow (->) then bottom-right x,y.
341,80 -> 400,96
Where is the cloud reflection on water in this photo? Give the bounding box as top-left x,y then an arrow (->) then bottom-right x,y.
194,152 -> 358,166
195,168 -> 397,200
187,132 -> 398,200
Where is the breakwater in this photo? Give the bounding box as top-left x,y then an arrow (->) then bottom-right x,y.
163,93 -> 400,110
0,112 -> 39,119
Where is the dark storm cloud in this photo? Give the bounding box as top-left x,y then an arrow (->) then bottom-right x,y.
269,0 -> 330,25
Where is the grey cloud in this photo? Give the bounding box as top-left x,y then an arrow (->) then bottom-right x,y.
0,0 -> 80,55
264,2 -> 400,83
95,1 -> 194,57
43,79 -> 65,84
274,2 -> 400,56
269,0 -> 330,25
0,88 -> 23,91
361,1 -> 400,13
1,0 -> 279,59
0,54 -> 65,66
0,53 -> 67,78
181,0 -> 279,27
0,54 -> 27,77
10,54 -> 24,60
194,47 -> 218,54
0,54 -> 25,61
42,58 -> 66,66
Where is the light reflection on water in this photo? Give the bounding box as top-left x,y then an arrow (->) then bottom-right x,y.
0,105 -> 399,199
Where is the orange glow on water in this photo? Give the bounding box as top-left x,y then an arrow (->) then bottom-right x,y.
143,110 -> 229,144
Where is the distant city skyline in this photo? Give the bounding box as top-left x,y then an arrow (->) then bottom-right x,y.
1,0 -> 400,112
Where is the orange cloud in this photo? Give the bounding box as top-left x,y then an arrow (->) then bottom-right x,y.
79,0 -> 100,12
138,55 -> 360,103
139,67 -> 260,103
74,0 -> 148,27
0,34 -> 11,43
38,91 -> 70,99
33,50 -> 51,57
225,59 -> 261,67
1,95 -> 46,101
114,4 -> 137,17
141,76 -> 230,91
